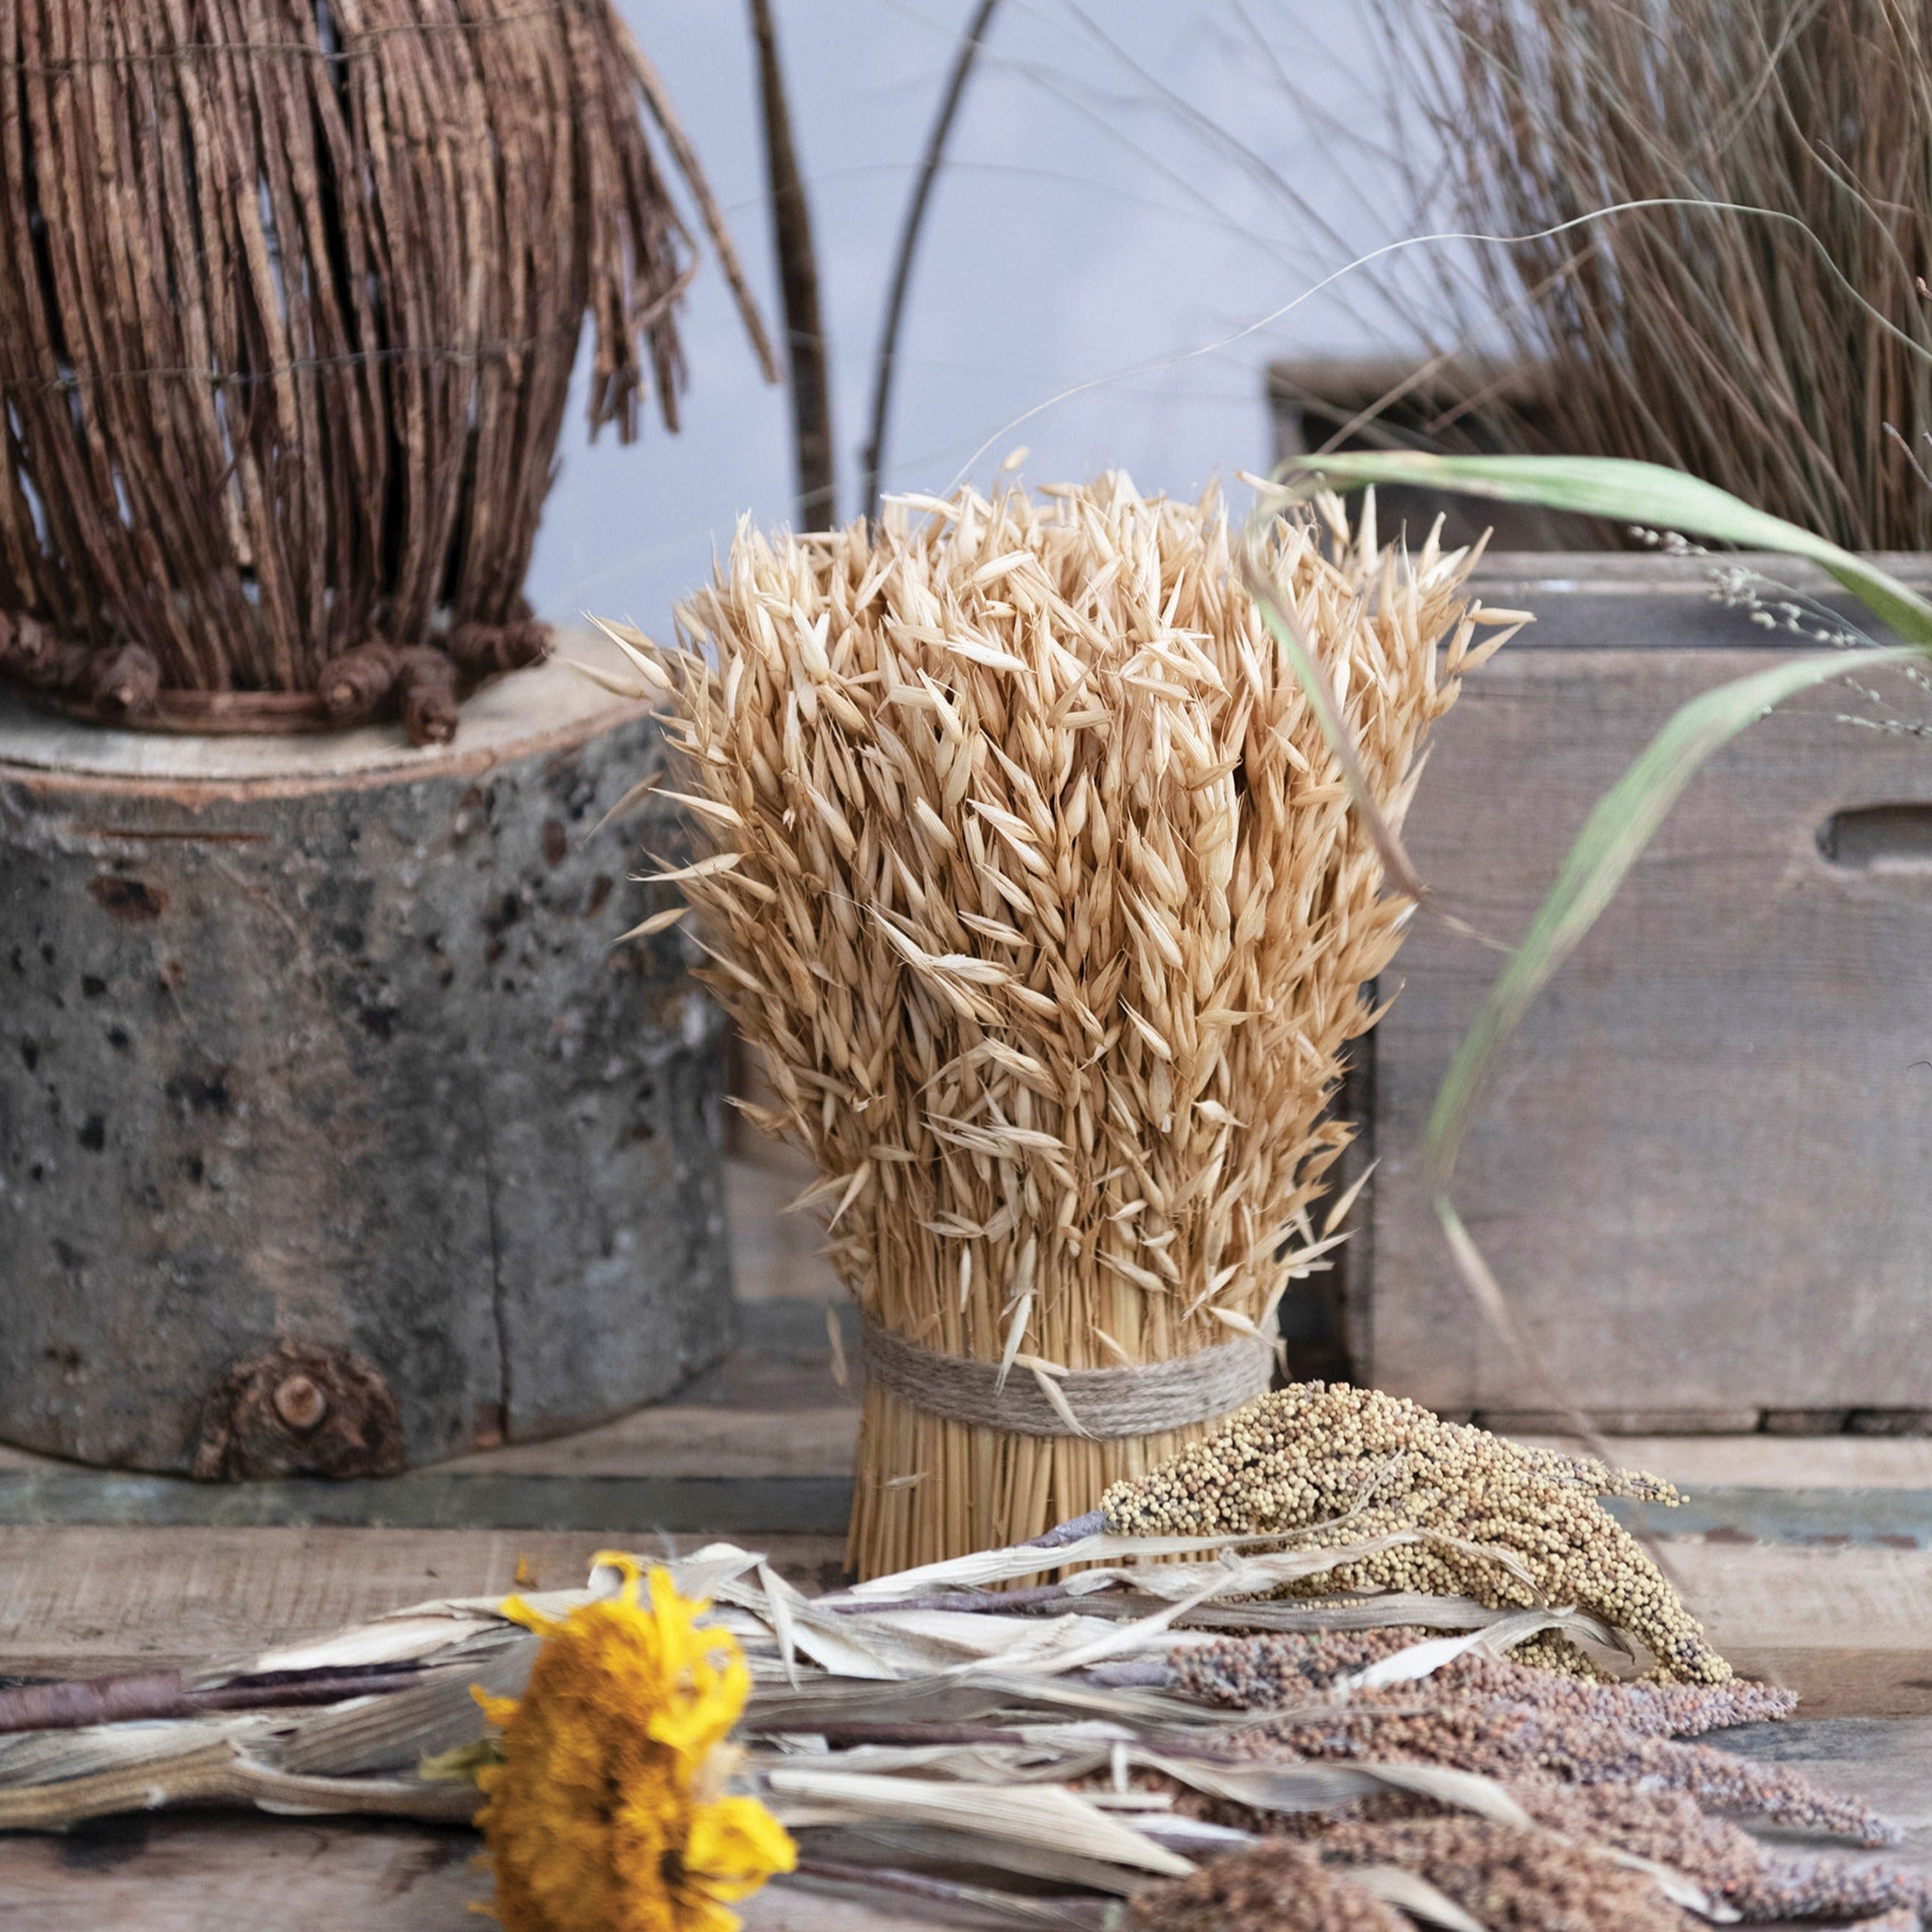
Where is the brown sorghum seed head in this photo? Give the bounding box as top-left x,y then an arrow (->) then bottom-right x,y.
1224,1686 -> 1898,1845
1127,1838 -> 1408,1932
1505,1779 -> 1932,1924
1174,1633 -> 1793,1732
1316,1814 -> 1702,1932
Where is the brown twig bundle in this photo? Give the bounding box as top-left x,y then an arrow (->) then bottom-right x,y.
609,475 -> 1512,1577
1388,0 -> 1932,549
0,0 -> 771,730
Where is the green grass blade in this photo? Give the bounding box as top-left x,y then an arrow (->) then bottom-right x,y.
1272,452 -> 1932,646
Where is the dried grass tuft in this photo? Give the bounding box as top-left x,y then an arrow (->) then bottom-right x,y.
1390,0 -> 1932,549
610,476 -> 1511,1576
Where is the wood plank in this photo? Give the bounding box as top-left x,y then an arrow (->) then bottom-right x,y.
1611,1488 -> 1932,1549
725,1155 -> 846,1304
436,1404 -> 859,1479
1671,1542 -> 1932,1717
1369,630 -> 1932,1415
0,1818 -> 926,1932
0,1471 -> 856,1534
1516,1436 -> 1932,1489
0,1528 -> 847,1679
1712,1718 -> 1932,1867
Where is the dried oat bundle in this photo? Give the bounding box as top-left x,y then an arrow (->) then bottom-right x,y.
0,1 -> 770,733
614,475 -> 1512,1575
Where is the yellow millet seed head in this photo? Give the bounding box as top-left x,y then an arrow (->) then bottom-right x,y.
1101,1382 -> 1728,1684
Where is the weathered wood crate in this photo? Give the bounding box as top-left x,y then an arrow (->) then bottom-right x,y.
1357,550 -> 1932,1429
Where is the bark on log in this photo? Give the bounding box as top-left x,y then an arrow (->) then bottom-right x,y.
0,648 -> 734,1473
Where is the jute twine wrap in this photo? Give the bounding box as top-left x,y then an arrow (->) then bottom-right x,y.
861,1322 -> 1272,1440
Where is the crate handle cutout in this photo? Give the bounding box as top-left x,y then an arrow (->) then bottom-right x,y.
1819,803 -> 1932,869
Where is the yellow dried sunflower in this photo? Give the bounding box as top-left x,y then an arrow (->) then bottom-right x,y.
474,1553 -> 795,1932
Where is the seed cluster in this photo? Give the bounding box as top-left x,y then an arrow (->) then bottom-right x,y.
1152,1638 -> 1890,1849
1228,1686 -> 1896,1845
621,480 -> 1514,1573
1101,1382 -> 1726,1682
1126,1839 -> 1407,1932
1317,1815 -> 1703,1932
1505,1779 -> 1932,1924
1175,1631 -> 1794,1732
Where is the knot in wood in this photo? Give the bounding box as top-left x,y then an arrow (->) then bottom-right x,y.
193,1342 -> 404,1482
272,1374 -> 329,1434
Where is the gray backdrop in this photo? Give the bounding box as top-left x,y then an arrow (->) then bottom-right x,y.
526,2 -> 1433,632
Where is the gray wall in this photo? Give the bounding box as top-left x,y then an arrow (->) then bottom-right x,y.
526,1 -> 1426,631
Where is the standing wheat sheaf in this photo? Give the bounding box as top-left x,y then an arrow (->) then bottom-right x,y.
609,477 -> 1515,1576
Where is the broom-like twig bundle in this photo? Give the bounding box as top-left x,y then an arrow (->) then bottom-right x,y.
0,0 -> 772,730
608,478 -> 1513,1577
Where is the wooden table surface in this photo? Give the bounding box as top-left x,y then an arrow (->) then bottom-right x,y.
4,1157 -> 1931,1927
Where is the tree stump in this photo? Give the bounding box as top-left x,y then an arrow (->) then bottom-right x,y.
0,651 -> 734,1474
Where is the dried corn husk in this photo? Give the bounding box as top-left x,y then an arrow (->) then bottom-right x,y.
0,1528 -> 1887,1928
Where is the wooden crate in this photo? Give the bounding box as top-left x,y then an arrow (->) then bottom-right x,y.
1268,354 -> 1575,552
1356,549 -> 1932,1427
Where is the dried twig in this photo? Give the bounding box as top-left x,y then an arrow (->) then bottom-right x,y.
748,0 -> 836,527
861,0 -> 1003,516
1383,0 -> 1932,549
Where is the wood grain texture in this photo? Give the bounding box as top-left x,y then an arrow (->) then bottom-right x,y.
1514,1436 -> 1932,1489
0,1818 -> 921,1932
1370,556 -> 1932,1414
0,1527 -> 848,1679
1668,1540 -> 1932,1716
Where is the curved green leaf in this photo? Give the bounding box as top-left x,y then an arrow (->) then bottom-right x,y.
1273,451 -> 1932,646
